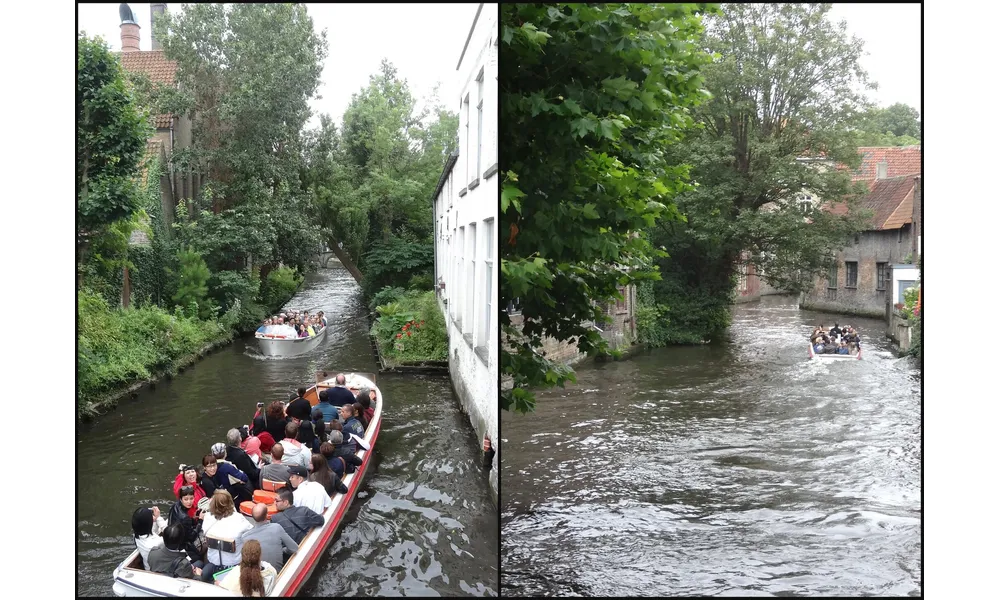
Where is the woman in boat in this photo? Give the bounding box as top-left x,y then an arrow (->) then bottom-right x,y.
252,401 -> 288,444
319,440 -> 348,479
200,490 -> 253,583
172,464 -> 208,517
309,452 -> 347,495
203,453 -> 252,504
216,539 -> 276,596
357,391 -> 375,426
167,485 -> 206,566
131,506 -> 168,570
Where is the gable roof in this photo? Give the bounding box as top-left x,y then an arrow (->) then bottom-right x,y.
851,146 -> 921,184
827,174 -> 917,231
119,50 -> 178,129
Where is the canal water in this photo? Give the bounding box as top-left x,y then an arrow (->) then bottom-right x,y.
76,265 -> 498,597
501,295 -> 920,597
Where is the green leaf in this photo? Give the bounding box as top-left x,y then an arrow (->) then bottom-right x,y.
562,98 -> 582,115
582,203 -> 600,219
501,184 -> 526,213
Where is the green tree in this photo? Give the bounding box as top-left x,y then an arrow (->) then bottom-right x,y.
851,102 -> 921,146
500,3 -> 718,413
170,247 -> 212,319
77,33 -> 152,285
154,3 -> 326,275
642,3 -> 875,344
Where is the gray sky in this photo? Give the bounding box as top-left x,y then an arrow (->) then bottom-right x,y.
77,3 -> 481,129
827,3 -> 921,114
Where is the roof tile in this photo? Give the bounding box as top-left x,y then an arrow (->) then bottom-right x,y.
119,50 -> 178,130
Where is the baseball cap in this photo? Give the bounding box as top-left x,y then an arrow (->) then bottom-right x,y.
287,465 -> 308,478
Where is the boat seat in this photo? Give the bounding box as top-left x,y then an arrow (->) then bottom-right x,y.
239,478 -> 287,518
239,500 -> 278,519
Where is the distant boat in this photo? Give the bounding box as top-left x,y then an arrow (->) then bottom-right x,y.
808,342 -> 862,360
255,326 -> 326,357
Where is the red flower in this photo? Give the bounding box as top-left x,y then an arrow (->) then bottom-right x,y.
407,331 -> 412,337
396,333 -> 402,338
415,323 -> 421,328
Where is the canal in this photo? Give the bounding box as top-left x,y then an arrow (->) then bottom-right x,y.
501,295 -> 920,597
77,265 -> 498,597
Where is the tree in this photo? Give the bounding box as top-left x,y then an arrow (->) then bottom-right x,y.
77,33 -> 151,285
851,102 -> 921,146
153,4 -> 327,276
639,3 -> 875,344
500,3 -> 718,413
303,60 -> 457,294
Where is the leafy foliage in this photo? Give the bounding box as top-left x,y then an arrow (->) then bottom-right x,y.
500,3 -> 718,412
169,247 -> 213,319
644,3 -> 876,341
368,286 -> 407,312
370,291 -> 447,365
851,103 -> 921,146
260,266 -> 304,312
78,289 -> 234,416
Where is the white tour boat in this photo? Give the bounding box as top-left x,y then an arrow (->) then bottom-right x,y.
255,326 -> 327,358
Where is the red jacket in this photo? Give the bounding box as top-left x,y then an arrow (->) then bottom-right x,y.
172,473 -> 207,518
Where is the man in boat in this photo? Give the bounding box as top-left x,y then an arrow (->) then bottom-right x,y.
326,373 -> 356,408
287,465 -> 332,516
148,523 -> 203,580
830,323 -> 843,339
224,429 -> 261,491
280,422 -> 312,469
286,387 -> 313,422
259,443 -> 292,488
236,503 -> 298,571
270,488 -> 325,544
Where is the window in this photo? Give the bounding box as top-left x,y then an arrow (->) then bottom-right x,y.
876,262 -> 888,291
845,261 -> 857,288
614,286 -> 628,314
827,263 -> 838,289
454,227 -> 464,323
478,219 -> 494,356
797,193 -> 812,214
466,223 -> 476,335
463,94 -> 471,187
476,69 -> 484,183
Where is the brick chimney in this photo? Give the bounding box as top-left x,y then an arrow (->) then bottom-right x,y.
120,21 -> 140,52
151,4 -> 167,51
120,3 -> 140,52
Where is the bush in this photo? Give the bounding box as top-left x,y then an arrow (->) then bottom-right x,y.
368,286 -> 406,312
169,247 -> 214,319
209,269 -> 260,314
261,266 -> 302,312
77,288 -> 233,416
370,290 -> 447,365
407,273 -> 433,291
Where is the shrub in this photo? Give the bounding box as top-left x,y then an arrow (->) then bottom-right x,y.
370,290 -> 447,364
261,266 -> 302,312
169,247 -> 213,319
407,273 -> 433,291
209,269 -> 260,314
368,286 -> 406,312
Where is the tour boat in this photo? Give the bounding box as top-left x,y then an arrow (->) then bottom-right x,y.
255,326 -> 327,358
808,343 -> 862,360
111,371 -> 382,597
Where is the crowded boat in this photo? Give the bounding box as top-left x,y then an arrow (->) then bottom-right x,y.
112,372 -> 381,597
254,310 -> 329,357
809,323 -> 863,359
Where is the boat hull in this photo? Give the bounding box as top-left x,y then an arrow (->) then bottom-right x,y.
808,343 -> 862,360
112,372 -> 382,597
255,327 -> 326,357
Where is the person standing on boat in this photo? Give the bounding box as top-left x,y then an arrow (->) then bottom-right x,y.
326,374 -> 356,408
287,465 -> 332,517
224,429 -> 261,491
830,323 -> 842,339
286,387 -> 313,422
131,506 -> 168,570
271,488 -> 325,544
200,490 -> 253,583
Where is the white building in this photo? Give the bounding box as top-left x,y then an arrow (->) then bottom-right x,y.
432,3 -> 498,503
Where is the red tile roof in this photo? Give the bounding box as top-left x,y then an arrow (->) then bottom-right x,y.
826,174 -> 917,230
850,146 -> 921,184
119,50 -> 177,129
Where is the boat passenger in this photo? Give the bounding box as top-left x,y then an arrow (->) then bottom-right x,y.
238,427 -> 264,468
314,390 -> 339,424
309,453 -> 347,496
225,429 -> 261,490
200,490 -> 253,583
311,408 -> 328,448
256,432 -> 276,460
148,523 -> 203,580
270,488 -> 325,544
837,341 -> 850,355
132,506 -> 168,570
236,503 -> 298,572
285,387 -> 313,421
203,452 -> 252,505
287,465 -> 332,518
252,401 -> 288,444
216,539 -> 277,596
352,402 -> 370,431
172,464 -> 208,517
318,311 -> 327,328
280,421 -> 312,469
341,404 -> 366,441
168,485 -> 206,565
357,391 -> 375,425
326,431 -> 363,473
325,374 -> 356,408
319,441 -> 347,479
259,443 -> 292,488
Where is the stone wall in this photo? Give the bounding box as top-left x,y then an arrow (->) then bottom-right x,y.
887,310 -> 912,354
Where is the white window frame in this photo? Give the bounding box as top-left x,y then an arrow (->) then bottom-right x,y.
478,218 -> 494,356
466,222 -> 477,335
